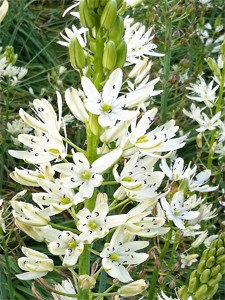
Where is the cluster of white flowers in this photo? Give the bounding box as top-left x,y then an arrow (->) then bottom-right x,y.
0,51 -> 27,86
8,0 -> 220,299
184,54 -> 225,161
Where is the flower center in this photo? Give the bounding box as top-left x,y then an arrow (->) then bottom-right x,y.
174,210 -> 180,216
81,171 -> 91,180
67,239 -> 77,249
60,197 -> 71,204
110,253 -> 120,261
88,221 -> 98,230
122,177 -> 133,182
102,104 -> 112,113
136,135 -> 148,143
48,148 -> 60,155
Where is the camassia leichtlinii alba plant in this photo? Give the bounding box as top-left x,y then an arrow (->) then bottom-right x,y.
8,0 -> 225,299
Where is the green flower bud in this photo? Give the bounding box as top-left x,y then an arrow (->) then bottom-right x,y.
178,285 -> 188,300
200,269 -> 211,283
197,260 -> 206,274
194,284 -> 208,300
216,254 -> 225,264
205,284 -> 219,299
211,265 -> 221,277
216,246 -> 224,256
100,0 -> 117,30
100,0 -> 108,5
69,37 -> 86,70
188,276 -> 199,293
217,238 -> 224,248
115,40 -> 127,68
207,273 -> 222,287
206,256 -> 215,268
108,15 -> 124,45
79,0 -> 96,28
102,40 -> 117,70
206,57 -> 221,78
201,249 -> 208,260
87,0 -> 100,8
207,247 -> 216,258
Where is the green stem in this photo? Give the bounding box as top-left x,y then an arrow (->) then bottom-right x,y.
148,228 -> 173,300
161,17 -> 172,123
78,245 -> 91,300
207,61 -> 225,169
62,137 -> 86,154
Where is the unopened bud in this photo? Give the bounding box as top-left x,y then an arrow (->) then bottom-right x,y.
115,40 -> 127,68
195,284 -> 208,300
117,279 -> 147,296
113,186 -> 127,200
78,275 -> 96,290
101,0 -> 117,30
191,231 -> 208,248
79,0 -> 96,28
0,0 -> 9,23
196,132 -> 202,148
102,40 -> 117,70
69,37 -> 86,70
109,16 -> 124,45
206,57 -> 221,78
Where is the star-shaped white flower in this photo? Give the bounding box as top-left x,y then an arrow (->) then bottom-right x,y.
186,75 -> 219,108
187,169 -> 218,192
77,193 -> 127,243
48,231 -> 84,266
32,178 -> 83,211
58,24 -> 88,48
127,109 -> 186,157
160,157 -> 196,181
100,227 -> 149,283
82,68 -> 161,128
113,153 -> 164,199
53,148 -> 122,198
161,191 -> 200,229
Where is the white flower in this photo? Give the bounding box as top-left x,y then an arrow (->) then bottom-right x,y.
48,231 -> 84,266
191,231 -> 208,247
82,68 -> 160,127
53,148 -> 122,198
127,109 -> 186,157
10,163 -> 55,187
183,103 -> 205,122
100,227 -> 149,283
125,202 -> 169,237
58,24 -> 88,47
124,0 -> 142,7
9,93 -> 67,163
188,203 -> 217,225
180,254 -> 199,268
187,169 -> 218,192
52,278 -> 77,300
161,192 -> 200,229
7,118 -> 31,145
11,200 -> 52,226
17,247 -> 54,280
195,111 -> 221,132
32,178 -> 83,211
160,157 -> 196,181
186,76 -> 219,108
124,19 -> 163,65
113,153 -> 164,199
77,193 -> 127,243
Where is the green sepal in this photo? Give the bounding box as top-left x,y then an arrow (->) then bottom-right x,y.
178,285 -> 188,300
79,0 -> 96,28
211,265 -> 221,277
205,284 -> 219,299
87,0 -> 100,8
188,276 -> 199,293
216,246 -> 225,256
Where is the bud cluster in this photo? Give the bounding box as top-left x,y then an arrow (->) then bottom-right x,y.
69,0 -> 127,79
179,232 -> 225,300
